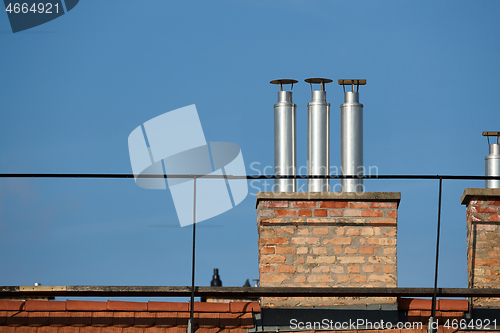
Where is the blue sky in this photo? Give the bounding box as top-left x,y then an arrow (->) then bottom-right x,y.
1,0 -> 500,301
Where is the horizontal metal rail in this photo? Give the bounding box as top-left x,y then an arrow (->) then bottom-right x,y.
0,173 -> 499,180
1,286 -> 500,298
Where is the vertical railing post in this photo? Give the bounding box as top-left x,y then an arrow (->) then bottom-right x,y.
188,176 -> 197,333
429,177 -> 443,333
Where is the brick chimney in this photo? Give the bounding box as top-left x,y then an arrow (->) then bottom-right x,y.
461,188 -> 500,307
256,192 -> 400,308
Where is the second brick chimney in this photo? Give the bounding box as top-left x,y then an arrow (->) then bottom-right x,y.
462,188 -> 500,308
256,191 -> 400,308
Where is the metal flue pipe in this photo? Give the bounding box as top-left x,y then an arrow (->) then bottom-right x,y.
306,78 -> 332,193
339,79 -> 366,193
484,132 -> 500,189
271,79 -> 297,192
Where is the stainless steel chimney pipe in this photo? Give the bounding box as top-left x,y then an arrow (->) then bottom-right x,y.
305,78 -> 332,192
339,79 -> 366,193
271,79 -> 298,192
484,132 -> 500,189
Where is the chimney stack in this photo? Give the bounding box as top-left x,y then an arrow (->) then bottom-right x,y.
306,78 -> 332,193
271,79 -> 298,193
339,79 -> 366,193
256,192 -> 400,308
462,188 -> 500,307
484,132 -> 500,189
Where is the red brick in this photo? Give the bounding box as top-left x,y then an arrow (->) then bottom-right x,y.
312,228 -> 328,235
291,201 -> 317,208
345,247 -> 358,254
384,265 -> 395,274
370,202 -> 398,208
349,202 -> 369,208
360,247 -> 374,254
259,237 -> 289,245
261,255 -> 286,264
275,246 -> 295,254
347,265 -> 360,274
0,300 -> 24,311
275,227 -> 294,236
329,209 -> 343,216
489,214 -> 500,222
320,201 -> 347,208
312,247 -> 327,255
306,218 -> 331,224
260,265 -> 275,273
314,209 -> 327,217
488,201 -> 500,205
260,218 -> 287,224
387,210 -> 398,218
488,251 -> 500,258
260,246 -> 275,254
277,265 -> 296,273
25,301 -> 66,312
323,237 -> 351,245
108,301 -> 147,311
307,275 -> 333,283
475,259 -> 500,266
274,209 -> 296,217
337,275 -> 367,283
298,209 -> 312,216
148,302 -> 188,312
261,201 -> 288,208
191,302 -> 229,312
472,205 -> 498,214
362,265 -> 375,273
345,228 -> 360,236
368,219 -> 397,226
261,274 -> 289,283
362,209 -> 383,217
291,237 -> 319,245
67,300 -> 107,311
344,209 -> 362,216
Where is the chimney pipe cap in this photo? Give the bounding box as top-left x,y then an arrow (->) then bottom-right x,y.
270,79 -> 298,85
304,78 -> 333,84
338,79 -> 366,85
270,79 -> 298,91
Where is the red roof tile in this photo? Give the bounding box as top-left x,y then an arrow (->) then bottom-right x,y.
190,302 -> 229,312
66,300 -> 107,311
25,300 -> 66,312
147,302 -> 188,312
0,300 -> 25,311
229,302 -> 259,313
0,299 -> 260,332
398,298 -> 469,311
108,301 -> 148,312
